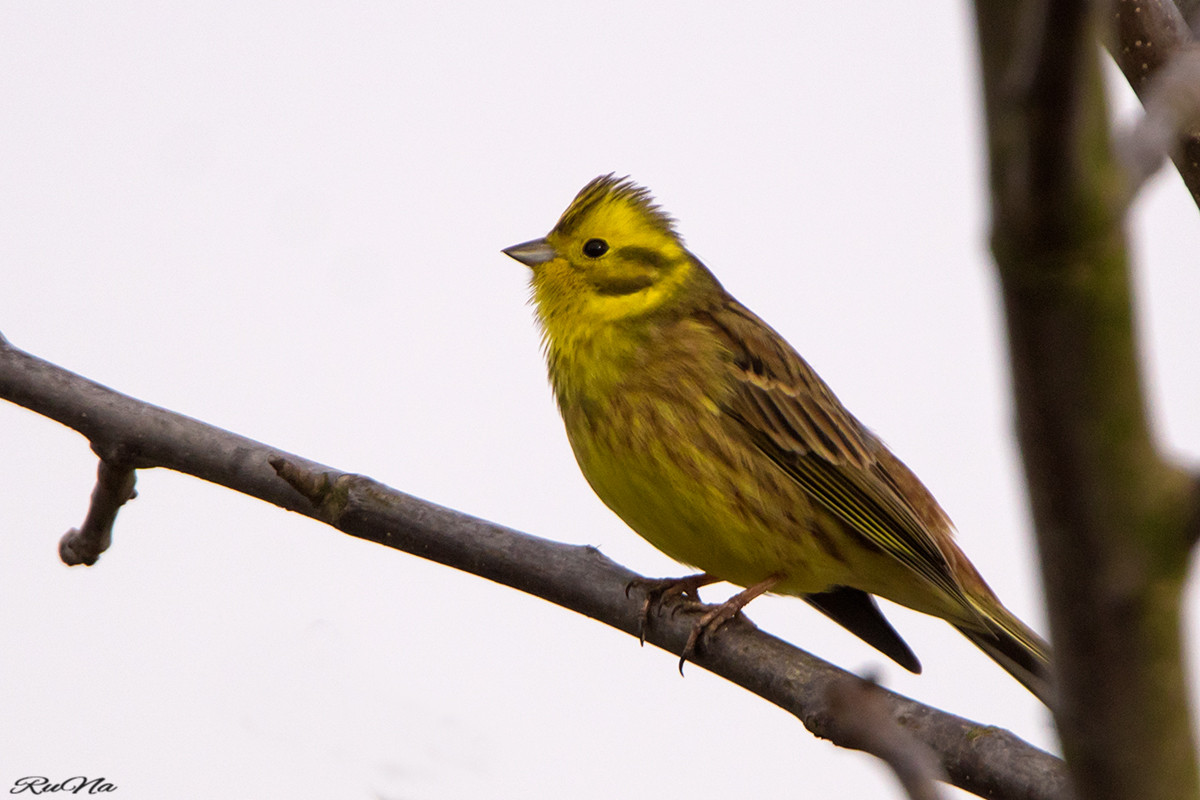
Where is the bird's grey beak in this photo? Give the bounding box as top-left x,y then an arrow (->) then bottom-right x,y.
502,237 -> 557,267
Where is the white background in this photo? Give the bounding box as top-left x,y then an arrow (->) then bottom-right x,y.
2,3 -> 1197,798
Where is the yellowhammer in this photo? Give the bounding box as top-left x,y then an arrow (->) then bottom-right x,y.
504,174 -> 1052,704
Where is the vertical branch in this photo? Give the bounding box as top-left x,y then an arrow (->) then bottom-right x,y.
973,1 -> 1200,799
59,457 -> 137,566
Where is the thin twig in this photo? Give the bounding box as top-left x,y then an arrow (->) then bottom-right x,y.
826,673 -> 947,800
59,457 -> 137,566
1111,0 -> 1200,209
1116,42 -> 1200,198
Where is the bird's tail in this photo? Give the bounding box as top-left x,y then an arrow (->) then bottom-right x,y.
956,595 -> 1055,707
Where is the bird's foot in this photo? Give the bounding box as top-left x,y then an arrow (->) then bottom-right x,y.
677,575 -> 782,674
625,573 -> 718,646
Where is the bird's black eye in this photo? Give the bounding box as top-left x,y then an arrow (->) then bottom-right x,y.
582,238 -> 609,258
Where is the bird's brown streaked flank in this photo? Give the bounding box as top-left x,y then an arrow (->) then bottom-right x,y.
503,174 -> 1054,705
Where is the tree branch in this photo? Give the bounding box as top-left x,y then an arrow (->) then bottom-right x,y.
973,1 -> 1200,798
1116,42 -> 1200,195
0,336 -> 1067,800
825,674 -> 947,800
1111,0 -> 1200,208
59,456 -> 137,566
1187,471 -> 1200,548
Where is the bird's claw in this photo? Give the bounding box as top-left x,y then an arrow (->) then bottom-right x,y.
625,573 -> 717,646
675,575 -> 782,673
677,598 -> 746,673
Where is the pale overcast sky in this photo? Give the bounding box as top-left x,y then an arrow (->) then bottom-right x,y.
2,3 -> 1198,798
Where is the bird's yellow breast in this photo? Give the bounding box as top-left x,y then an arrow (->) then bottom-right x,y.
549,316 -> 858,595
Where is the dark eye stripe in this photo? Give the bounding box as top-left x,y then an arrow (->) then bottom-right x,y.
614,245 -> 671,270
591,274 -> 656,296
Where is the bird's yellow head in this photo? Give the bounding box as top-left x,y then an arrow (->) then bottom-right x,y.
504,175 -> 699,337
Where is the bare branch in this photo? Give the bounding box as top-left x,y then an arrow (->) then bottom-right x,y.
0,336 -> 1069,800
1116,42 -> 1200,196
996,0 -> 1093,238
59,456 -> 137,566
1112,0 -> 1194,94
1111,0 -> 1200,209
826,674 -> 947,800
1185,470 -> 1200,549
973,1 -> 1200,797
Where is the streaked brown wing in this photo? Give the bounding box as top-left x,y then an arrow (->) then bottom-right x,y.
701,299 -> 970,608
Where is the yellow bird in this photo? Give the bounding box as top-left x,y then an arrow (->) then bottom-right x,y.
504,175 -> 1053,704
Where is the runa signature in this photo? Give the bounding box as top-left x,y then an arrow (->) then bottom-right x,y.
9,776 -> 117,795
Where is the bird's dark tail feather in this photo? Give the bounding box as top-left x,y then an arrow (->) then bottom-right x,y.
804,586 -> 922,674
954,619 -> 1056,707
